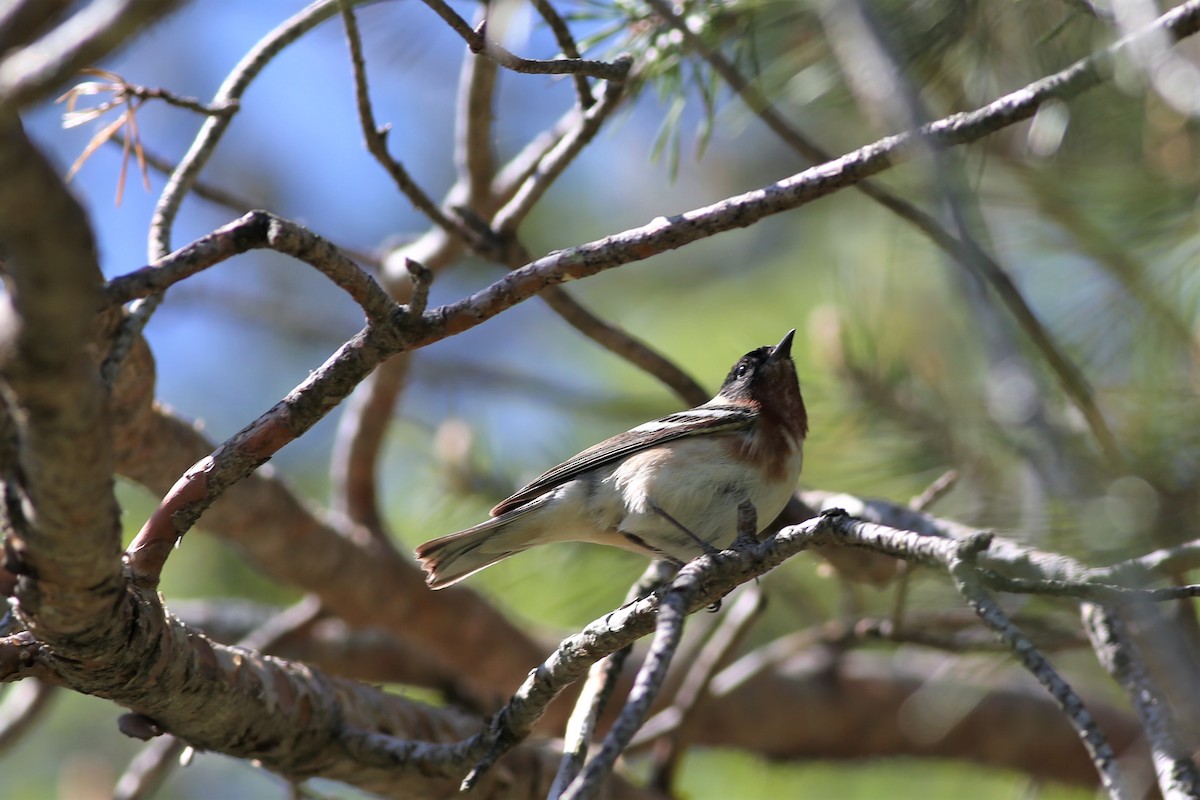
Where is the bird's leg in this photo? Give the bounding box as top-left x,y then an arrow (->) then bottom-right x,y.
650,503 -> 722,557
644,506 -> 725,612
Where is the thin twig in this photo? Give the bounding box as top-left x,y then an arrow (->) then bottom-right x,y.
548,562 -> 673,799
481,33 -> 630,82
910,469 -> 960,512
124,83 -> 237,116
490,115 -> 574,203
0,679 -> 54,756
454,14 -> 498,209
491,77 -> 627,236
340,0 -> 478,246
150,0 -> 367,259
556,504 -> 758,800
419,0 -> 630,82
646,582 -> 765,793
539,287 -> 709,406
529,0 -> 594,107
1098,541 -> 1200,581
404,257 -> 433,315
330,21 -> 489,536
112,736 -> 189,800
892,468 -> 959,628
948,536 -> 1128,798
482,69 -> 710,407
1083,603 -> 1200,798
980,572 -> 1200,604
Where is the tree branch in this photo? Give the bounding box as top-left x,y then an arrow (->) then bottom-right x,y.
418,0 -> 631,82
105,211 -> 395,322
948,536 -> 1127,797
0,112 -> 123,642
1083,603 -> 1200,798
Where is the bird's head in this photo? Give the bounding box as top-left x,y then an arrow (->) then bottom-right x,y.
712,329 -> 807,436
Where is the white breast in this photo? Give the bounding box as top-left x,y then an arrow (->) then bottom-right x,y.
596,436 -> 803,561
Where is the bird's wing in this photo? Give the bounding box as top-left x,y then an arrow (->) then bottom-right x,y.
489,404 -> 757,516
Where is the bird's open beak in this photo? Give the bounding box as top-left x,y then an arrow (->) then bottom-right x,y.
769,329 -> 796,361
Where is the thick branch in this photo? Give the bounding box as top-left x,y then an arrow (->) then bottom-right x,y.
0,113 -> 123,641
114,403 -> 546,700
0,588 -> 650,800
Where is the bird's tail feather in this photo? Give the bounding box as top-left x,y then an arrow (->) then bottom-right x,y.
415,500 -> 547,589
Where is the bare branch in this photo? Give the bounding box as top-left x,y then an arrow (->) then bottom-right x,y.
122,81 -> 237,116
454,15 -> 498,208
438,506 -> 1154,790
340,0 -> 477,245
118,0 -> 1200,619
910,469 -> 959,511
113,1 -> 376,387
108,132 -> 382,267
478,30 -> 631,83
1,589 -> 597,800
421,0 -> 1200,347
646,583 -> 765,794
124,322 -> 394,584
555,538 -> 697,800
112,735 -> 188,800
419,0 -> 631,82
0,1 -> 73,56
948,537 -> 1128,797
538,288 -> 709,406
114,403 -> 547,699
1083,603 -> 1200,798
974,572 -> 1200,604
0,112 -> 123,639
329,359 -> 410,534
490,115 -> 575,203
105,211 -> 395,322
492,78 -> 627,236
1101,542 -> 1200,580
115,595 -> 328,799
550,563 -> 674,799
0,679 -> 54,756
529,0 -> 594,107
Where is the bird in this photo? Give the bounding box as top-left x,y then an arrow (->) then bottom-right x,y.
415,330 -> 807,589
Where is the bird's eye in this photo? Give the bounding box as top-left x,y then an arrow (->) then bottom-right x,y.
736,363 -> 749,379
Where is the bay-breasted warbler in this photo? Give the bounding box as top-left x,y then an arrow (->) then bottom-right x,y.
416,330 -> 807,589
